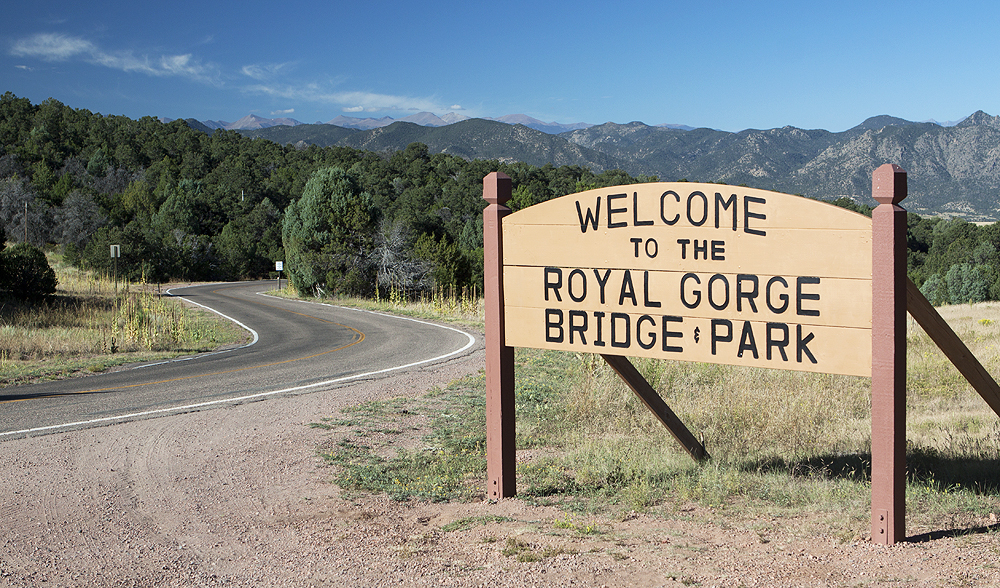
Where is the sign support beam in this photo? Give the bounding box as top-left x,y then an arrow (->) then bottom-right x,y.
871,163 -> 908,545
601,354 -> 709,461
905,278 -> 1000,418
484,172 -> 516,500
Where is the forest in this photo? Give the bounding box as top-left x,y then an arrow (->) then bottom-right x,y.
0,92 -> 996,305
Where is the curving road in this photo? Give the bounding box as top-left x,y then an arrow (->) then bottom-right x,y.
0,281 -> 476,440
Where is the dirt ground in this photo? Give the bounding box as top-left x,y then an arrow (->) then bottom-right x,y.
1,344 -> 999,588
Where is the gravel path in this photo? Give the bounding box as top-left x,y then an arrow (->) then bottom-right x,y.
1,340 -> 998,587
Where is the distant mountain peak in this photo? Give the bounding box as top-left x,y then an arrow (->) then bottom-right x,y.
225,114 -> 303,130
956,110 -> 999,128
850,115 -> 915,133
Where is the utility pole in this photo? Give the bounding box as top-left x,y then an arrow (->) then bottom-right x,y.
23,201 -> 28,243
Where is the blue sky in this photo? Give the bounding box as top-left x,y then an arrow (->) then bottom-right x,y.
3,0 -> 999,132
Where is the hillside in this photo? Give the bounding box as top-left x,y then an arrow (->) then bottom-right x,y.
240,113 -> 1000,219
242,119 -> 624,174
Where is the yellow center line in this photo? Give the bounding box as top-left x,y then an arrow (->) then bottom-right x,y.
1,285 -> 366,403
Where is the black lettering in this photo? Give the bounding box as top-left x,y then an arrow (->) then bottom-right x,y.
797,325 -> 817,364
568,269 -> 587,303
744,196 -> 767,236
575,199 -> 600,233
694,239 -> 708,260
766,276 -> 789,314
545,309 -> 564,343
619,270 -> 637,306
711,319 -> 733,355
737,321 -> 758,359
569,310 -> 588,344
711,240 -> 726,261
687,191 -> 709,226
630,237 -> 642,257
643,271 -> 661,308
544,267 -> 562,302
645,238 -> 658,258
637,315 -> 656,350
737,274 -> 759,312
593,311 -> 606,347
796,277 -> 821,317
767,323 -> 789,361
715,193 -> 738,230
677,238 -> 690,259
593,269 -> 612,304
662,316 -> 683,353
633,192 -> 654,226
660,190 -> 680,225
708,274 -> 730,311
611,313 -> 631,348
607,193 -> 628,228
680,273 -> 701,309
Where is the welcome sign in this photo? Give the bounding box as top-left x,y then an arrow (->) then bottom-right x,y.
501,183 -> 874,377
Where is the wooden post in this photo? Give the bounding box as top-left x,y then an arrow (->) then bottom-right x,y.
483,172 -> 516,500
871,163 -> 908,544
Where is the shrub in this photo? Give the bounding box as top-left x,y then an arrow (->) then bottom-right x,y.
1,243 -> 57,298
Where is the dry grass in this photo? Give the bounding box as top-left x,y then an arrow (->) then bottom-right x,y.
0,258 -> 247,387
282,282 -> 485,328
304,285 -> 1000,532
906,302 -> 1000,460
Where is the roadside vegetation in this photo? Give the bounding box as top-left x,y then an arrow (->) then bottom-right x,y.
0,251 -> 248,387
318,294 -> 1000,541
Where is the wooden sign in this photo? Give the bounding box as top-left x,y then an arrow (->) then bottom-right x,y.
501,183 -> 874,376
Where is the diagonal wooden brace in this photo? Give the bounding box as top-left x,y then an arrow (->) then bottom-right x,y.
906,278 -> 1000,418
600,354 -> 709,462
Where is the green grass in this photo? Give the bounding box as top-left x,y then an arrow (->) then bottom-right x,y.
319,379 -> 487,502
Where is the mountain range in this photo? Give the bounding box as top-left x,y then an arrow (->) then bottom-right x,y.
177,112 -> 607,134
179,111 -> 1000,220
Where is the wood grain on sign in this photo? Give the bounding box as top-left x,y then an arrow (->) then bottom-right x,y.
501,182 -> 874,376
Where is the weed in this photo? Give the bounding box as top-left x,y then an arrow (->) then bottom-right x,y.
440,515 -> 511,533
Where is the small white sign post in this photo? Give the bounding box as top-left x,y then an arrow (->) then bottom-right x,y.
110,244 -> 121,295
276,261 -> 284,290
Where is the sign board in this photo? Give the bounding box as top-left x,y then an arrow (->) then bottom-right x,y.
275,261 -> 284,271
487,167 -> 1000,544
110,244 -> 120,258
501,182 -> 874,377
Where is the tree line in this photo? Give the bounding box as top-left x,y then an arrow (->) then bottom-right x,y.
0,92 -> 997,304
0,93 -> 651,297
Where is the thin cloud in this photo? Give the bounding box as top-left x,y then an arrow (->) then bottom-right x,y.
10,33 -> 220,84
271,108 -> 294,115
241,62 -> 293,80
244,82 -> 449,113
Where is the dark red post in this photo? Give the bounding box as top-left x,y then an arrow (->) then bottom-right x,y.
871,163 -> 908,544
483,172 -> 516,500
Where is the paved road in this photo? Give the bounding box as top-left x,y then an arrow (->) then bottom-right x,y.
0,281 -> 476,440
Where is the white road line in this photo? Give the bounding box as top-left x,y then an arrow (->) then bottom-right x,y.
1,286 -> 477,439
128,284 -> 261,369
